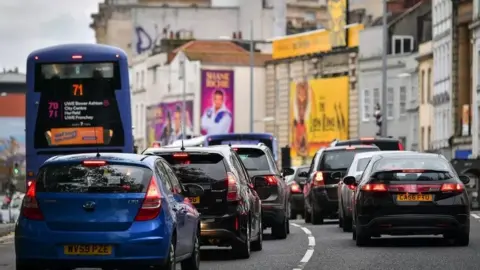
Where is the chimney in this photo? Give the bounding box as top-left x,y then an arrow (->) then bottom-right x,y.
233,32 -> 237,39
238,31 -> 243,40
169,31 -> 174,39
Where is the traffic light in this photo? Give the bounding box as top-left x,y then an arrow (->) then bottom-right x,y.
374,103 -> 382,136
13,163 -> 19,175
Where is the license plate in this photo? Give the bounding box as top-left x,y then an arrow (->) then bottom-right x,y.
397,194 -> 433,202
189,196 -> 200,204
64,245 -> 112,255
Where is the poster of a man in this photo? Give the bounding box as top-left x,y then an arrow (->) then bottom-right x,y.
291,81 -> 311,158
201,89 -> 232,135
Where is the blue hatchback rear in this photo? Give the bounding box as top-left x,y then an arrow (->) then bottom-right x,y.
15,153 -> 201,270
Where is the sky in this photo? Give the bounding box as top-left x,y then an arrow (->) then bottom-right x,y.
0,0 -> 102,73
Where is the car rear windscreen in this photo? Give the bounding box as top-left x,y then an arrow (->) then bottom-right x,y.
372,170 -> 455,181
337,140 -> 400,150
160,153 -> 227,184
356,157 -> 372,171
372,157 -> 452,172
318,148 -> 378,171
208,137 -> 274,153
36,164 -> 152,193
234,148 -> 270,171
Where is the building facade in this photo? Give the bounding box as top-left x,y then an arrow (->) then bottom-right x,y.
417,40 -> 434,151
472,0 -> 480,157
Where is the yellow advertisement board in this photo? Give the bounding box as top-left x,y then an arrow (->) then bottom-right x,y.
289,77 -> 349,165
272,24 -> 364,60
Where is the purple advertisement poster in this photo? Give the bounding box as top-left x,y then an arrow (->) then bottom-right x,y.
146,100 -> 194,147
200,69 -> 235,135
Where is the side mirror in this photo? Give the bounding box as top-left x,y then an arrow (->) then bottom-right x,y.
331,171 -> 342,180
354,173 -> 362,181
343,176 -> 357,186
459,175 -> 470,185
183,184 -> 205,197
252,176 -> 268,188
298,171 -> 309,178
282,168 -> 295,176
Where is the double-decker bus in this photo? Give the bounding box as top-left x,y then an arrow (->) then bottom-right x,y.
204,133 -> 279,161
25,44 -> 133,185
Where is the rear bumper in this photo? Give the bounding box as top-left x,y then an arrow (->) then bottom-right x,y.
262,203 -> 286,227
312,190 -> 338,216
199,214 -> 247,246
15,217 -> 172,264
290,194 -> 304,211
16,258 -> 165,268
357,214 -> 470,235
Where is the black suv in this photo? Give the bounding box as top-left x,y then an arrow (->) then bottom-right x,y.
142,146 -> 263,258
331,137 -> 404,151
231,144 -> 294,239
302,145 -> 380,224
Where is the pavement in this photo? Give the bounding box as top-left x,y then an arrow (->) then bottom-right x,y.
2,214 -> 480,269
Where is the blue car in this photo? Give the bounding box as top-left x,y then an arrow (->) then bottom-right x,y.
15,153 -> 204,270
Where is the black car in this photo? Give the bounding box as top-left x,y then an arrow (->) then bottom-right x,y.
302,145 -> 380,225
142,146 -> 263,258
231,144 -> 294,239
344,152 -> 471,246
286,166 -> 309,219
331,137 -> 404,151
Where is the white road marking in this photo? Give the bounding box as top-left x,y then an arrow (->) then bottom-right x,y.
291,223 -> 315,270
471,213 -> 480,219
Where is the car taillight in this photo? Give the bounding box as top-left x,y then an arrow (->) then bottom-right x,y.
441,183 -> 464,192
227,172 -> 240,201
135,177 -> 162,221
313,171 -> 324,187
291,183 -> 302,193
347,185 -> 356,190
22,181 -> 44,220
398,142 -> 404,150
265,175 -> 278,186
360,183 -> 387,192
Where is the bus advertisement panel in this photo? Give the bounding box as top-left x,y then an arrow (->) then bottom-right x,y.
25,44 -> 132,185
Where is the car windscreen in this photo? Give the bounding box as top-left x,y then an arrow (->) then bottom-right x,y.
36,163 -> 152,193
318,148 -> 378,171
160,153 -> 227,184
234,148 -> 270,171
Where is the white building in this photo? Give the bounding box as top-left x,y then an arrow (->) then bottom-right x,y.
471,0 -> 480,157
130,41 -> 269,150
431,0 -> 453,158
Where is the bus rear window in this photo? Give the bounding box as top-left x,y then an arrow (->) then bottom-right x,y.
36,164 -> 152,193
33,62 -> 124,149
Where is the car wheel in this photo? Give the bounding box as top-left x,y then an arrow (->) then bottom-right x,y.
159,241 -> 176,270
233,221 -> 251,259
454,231 -> 470,246
180,232 -> 200,270
342,216 -> 352,232
251,217 -> 263,251
272,216 -> 288,239
355,224 -> 370,246
311,204 -> 324,225
304,207 -> 311,223
286,218 -> 290,234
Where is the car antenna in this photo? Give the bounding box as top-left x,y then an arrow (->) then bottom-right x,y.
94,127 -> 101,158
180,134 -> 185,151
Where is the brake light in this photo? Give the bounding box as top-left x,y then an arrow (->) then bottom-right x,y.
361,183 -> 387,192
173,152 -> 189,158
226,172 -> 240,201
72,55 -> 82,59
346,146 -> 356,150
22,181 -> 44,220
441,183 -> 464,192
347,185 -> 356,190
152,142 -> 161,148
360,137 -> 374,141
313,171 -> 324,187
135,177 -> 162,221
291,183 -> 302,193
83,160 -> 106,166
265,175 -> 278,185
398,142 -> 404,150
233,148 -> 238,151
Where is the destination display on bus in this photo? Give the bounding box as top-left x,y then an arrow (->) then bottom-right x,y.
33,62 -> 124,148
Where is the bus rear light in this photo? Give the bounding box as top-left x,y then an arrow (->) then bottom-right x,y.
72,55 -> 82,59
34,56 -> 39,60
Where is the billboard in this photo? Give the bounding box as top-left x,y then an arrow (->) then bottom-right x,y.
200,69 -> 234,135
146,100 -> 194,147
289,77 -> 349,162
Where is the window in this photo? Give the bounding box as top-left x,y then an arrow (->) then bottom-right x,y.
235,148 -> 270,171
160,153 -> 228,184
151,67 -> 157,84
421,70 -> 425,104
155,160 -> 173,192
421,126 -> 425,151
427,68 -> 431,102
387,87 -> 394,119
161,160 -> 183,193
427,126 -> 431,149
140,71 -> 144,88
399,86 -> 406,116
363,89 -> 370,121
373,88 -> 380,108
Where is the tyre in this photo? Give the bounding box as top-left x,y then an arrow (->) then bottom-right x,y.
304,207 -> 311,223
159,241 -> 176,270
180,233 -> 200,270
454,231 -> 469,246
272,217 -> 288,239
311,204 -> 324,225
355,225 -> 370,246
233,221 -> 251,259
342,216 -> 352,232
286,218 -> 290,234
16,261 -> 42,270
251,218 -> 263,251
289,204 -> 297,220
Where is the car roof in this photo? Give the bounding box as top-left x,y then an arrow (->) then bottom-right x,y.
337,137 -> 400,143
353,150 -> 413,160
321,144 -> 380,153
143,146 -> 231,156
229,144 -> 268,150
375,152 -> 444,160
44,153 -> 153,166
